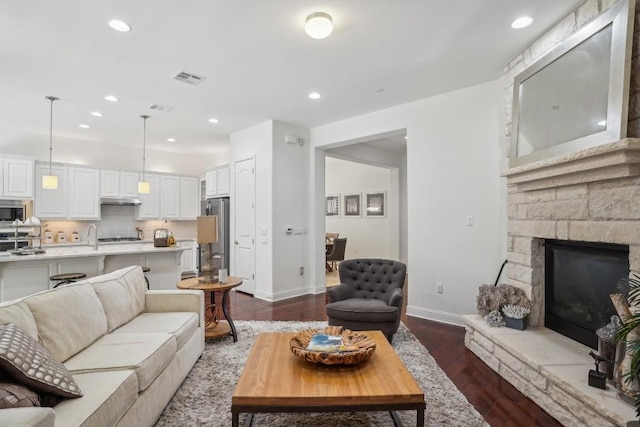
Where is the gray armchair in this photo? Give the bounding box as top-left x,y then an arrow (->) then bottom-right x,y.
326,258 -> 407,342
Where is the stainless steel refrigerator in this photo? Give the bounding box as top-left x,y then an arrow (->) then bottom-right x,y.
198,198 -> 230,274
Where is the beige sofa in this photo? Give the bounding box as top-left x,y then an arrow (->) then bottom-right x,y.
0,265 -> 204,426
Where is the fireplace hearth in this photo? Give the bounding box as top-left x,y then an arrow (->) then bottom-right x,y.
545,240 -> 629,349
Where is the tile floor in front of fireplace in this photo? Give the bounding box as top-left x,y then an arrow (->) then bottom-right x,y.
223,289 -> 563,426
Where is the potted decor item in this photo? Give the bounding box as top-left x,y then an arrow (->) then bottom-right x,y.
502,304 -> 530,330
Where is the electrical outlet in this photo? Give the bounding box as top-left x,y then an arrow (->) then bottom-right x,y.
299,266 -> 304,275
437,283 -> 443,293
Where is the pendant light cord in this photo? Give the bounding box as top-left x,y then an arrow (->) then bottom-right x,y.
141,115 -> 150,181
46,96 -> 59,175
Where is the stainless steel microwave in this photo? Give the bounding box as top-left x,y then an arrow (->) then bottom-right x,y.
0,201 -> 26,225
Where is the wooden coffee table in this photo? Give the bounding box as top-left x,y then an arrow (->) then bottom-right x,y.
231,330 -> 425,426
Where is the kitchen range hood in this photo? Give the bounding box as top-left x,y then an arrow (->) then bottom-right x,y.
100,197 -> 142,206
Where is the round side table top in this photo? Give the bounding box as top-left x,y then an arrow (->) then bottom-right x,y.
177,276 -> 243,292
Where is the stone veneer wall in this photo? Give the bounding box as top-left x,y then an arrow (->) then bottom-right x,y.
500,0 -> 640,326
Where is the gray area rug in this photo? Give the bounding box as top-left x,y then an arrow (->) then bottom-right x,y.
155,321 -> 487,426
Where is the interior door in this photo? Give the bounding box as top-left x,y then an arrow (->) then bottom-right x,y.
233,158 -> 255,294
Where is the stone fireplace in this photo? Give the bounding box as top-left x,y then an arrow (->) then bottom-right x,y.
464,139 -> 640,426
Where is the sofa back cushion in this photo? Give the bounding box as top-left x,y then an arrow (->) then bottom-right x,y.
0,302 -> 38,340
24,284 -> 107,362
85,266 -> 146,333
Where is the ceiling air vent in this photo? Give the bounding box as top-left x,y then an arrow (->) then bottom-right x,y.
171,71 -> 206,86
149,103 -> 174,112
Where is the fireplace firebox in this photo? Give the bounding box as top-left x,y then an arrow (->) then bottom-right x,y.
545,240 -> 629,349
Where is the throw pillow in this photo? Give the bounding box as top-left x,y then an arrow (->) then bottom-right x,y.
0,323 -> 82,398
0,382 -> 40,408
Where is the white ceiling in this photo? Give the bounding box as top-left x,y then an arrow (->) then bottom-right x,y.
0,0 -> 583,156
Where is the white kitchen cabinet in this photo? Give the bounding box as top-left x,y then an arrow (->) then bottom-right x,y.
138,174 -> 161,219
205,166 -> 230,198
179,241 -> 195,273
180,177 -> 199,219
68,167 -> 100,220
34,163 -> 68,219
120,172 -> 140,198
160,175 -> 180,219
2,158 -> 34,199
100,170 -> 139,198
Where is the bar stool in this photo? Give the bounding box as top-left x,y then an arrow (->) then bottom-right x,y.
142,266 -> 150,290
50,272 -> 87,288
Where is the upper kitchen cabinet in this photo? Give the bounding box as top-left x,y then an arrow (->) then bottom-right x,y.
68,166 -> 100,220
1,158 -> 34,199
160,175 -> 180,219
34,163 -> 68,218
205,165 -> 230,198
137,174 -> 161,219
180,176 -> 199,220
100,170 -> 139,198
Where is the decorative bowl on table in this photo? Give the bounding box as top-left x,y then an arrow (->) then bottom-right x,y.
289,326 -> 376,365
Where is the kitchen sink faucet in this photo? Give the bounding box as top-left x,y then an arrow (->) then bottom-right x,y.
87,224 -> 98,250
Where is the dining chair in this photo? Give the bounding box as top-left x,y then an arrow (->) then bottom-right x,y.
326,237 -> 347,271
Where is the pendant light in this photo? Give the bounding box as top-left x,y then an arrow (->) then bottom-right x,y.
42,96 -> 59,189
138,115 -> 151,194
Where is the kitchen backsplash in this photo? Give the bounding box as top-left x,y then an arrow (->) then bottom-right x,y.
40,205 -> 197,242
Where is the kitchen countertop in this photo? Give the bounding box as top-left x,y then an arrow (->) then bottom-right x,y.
0,242 -> 185,263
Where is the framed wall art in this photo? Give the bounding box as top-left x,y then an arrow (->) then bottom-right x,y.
325,194 -> 340,217
366,191 -> 386,217
343,193 -> 361,217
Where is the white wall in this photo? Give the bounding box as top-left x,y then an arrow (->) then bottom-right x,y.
230,121 -> 273,297
230,120 -> 312,301
0,137 -> 224,177
272,122 -> 311,299
311,79 -> 506,325
325,157 -> 396,260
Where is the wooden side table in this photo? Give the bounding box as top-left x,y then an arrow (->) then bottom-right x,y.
177,276 -> 243,342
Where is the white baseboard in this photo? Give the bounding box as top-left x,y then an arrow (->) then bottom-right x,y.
254,285 -> 323,302
406,305 -> 464,327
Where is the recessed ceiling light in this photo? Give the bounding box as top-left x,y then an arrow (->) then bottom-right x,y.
167,138 -> 176,142
511,16 -> 533,29
109,20 -> 131,32
208,118 -> 219,124
90,111 -> 104,117
305,12 -> 333,39
104,95 -> 119,102
78,124 -> 90,129
308,92 -> 322,100
598,120 -> 607,126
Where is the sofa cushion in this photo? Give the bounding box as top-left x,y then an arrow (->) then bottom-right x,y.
0,407 -> 54,427
63,333 -> 176,392
53,370 -> 137,427
0,302 -> 38,340
0,382 -> 40,408
112,312 -> 198,350
85,266 -> 146,333
24,284 -> 108,362
0,323 -> 82,398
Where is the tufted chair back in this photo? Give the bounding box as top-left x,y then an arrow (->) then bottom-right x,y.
338,259 -> 406,304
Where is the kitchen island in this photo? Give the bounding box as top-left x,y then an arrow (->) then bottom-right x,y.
0,243 -> 185,302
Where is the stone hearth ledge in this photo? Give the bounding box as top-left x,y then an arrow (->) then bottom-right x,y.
463,314 -> 636,426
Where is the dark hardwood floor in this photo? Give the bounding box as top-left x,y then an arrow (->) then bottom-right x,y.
222,291 -> 562,427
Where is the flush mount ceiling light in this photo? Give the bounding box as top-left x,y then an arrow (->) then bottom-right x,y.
511,16 -> 533,29
208,118 -> 219,124
90,111 -> 104,117
138,115 -> 151,194
308,92 -> 322,100
43,96 -> 59,190
305,12 -> 333,39
104,95 -> 119,102
167,138 -> 176,142
78,124 -> 90,129
108,19 -> 131,32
